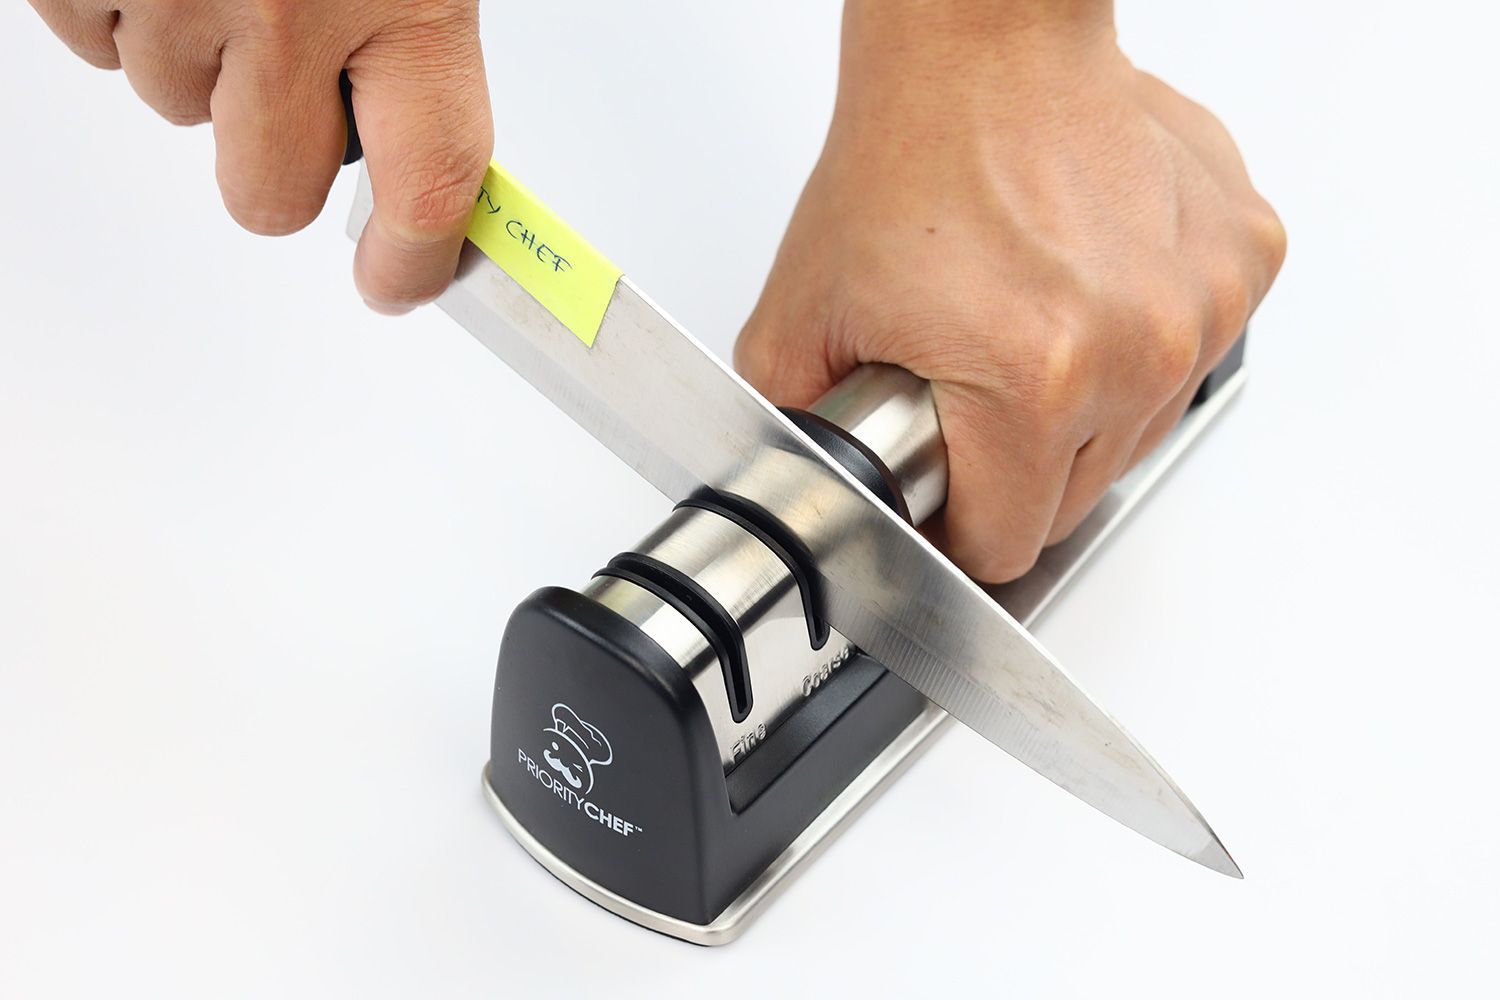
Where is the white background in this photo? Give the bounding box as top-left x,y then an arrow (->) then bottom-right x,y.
2,2 -> 1496,997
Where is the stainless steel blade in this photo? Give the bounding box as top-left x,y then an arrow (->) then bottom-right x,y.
347,171 -> 1238,876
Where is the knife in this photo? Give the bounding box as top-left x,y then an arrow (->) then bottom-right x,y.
337,91 -> 1237,876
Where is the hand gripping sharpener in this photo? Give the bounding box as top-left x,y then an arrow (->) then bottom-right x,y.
482,340 -> 1247,945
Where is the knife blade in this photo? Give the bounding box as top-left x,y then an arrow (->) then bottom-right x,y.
346,163 -> 1239,877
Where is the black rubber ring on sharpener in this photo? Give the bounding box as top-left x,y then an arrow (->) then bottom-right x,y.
675,411 -> 915,656
677,491 -> 831,651
597,553 -> 754,724
779,408 -> 913,525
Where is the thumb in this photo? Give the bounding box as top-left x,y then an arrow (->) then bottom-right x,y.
348,17 -> 492,314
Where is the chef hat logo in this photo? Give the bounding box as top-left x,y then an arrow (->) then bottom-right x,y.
541,703 -> 613,795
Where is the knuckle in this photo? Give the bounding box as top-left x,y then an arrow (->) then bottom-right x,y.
388,141 -> 491,239
994,344 -> 1087,434
1204,263 -> 1252,350
1152,328 -> 1200,398
247,0 -> 301,43
124,62 -> 213,126
1249,199 -> 1289,275
1138,295 -> 1202,398
965,309 -> 1091,429
403,168 -> 478,232
1032,330 -> 1085,410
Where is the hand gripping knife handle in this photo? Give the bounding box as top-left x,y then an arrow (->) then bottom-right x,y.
484,340 -> 1247,944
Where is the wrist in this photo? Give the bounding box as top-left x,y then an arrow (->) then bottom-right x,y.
833,0 -> 1126,128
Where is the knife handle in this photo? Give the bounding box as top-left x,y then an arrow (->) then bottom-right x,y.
340,70 -> 363,166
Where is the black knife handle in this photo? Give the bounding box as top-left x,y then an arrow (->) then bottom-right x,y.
339,70 -> 363,166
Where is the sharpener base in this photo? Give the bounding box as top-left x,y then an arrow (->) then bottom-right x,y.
483,702 -> 947,946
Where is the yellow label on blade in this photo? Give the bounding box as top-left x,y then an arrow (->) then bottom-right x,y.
466,162 -> 621,347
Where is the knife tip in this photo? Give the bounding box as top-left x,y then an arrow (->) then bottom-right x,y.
1194,835 -> 1244,879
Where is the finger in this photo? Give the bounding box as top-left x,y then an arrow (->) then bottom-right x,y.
348,22 -> 492,314
112,10 -> 220,125
27,0 -> 120,69
734,312 -> 845,409
1044,427 -> 1145,546
210,42 -> 347,237
1125,259 -> 1263,472
1044,288 -> 1222,547
929,381 -> 1077,583
1125,322 -> 1245,470
1126,379 -> 1198,471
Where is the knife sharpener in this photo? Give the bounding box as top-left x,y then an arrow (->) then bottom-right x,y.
483,340 -> 1247,945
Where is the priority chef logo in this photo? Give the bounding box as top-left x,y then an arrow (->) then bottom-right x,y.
541,702 -> 612,794
516,703 -> 642,838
